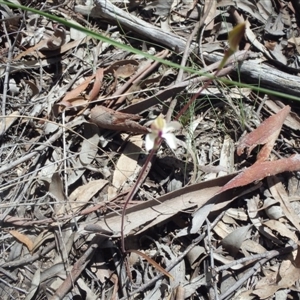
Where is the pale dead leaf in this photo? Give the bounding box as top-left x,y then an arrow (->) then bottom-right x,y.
221,225 -> 252,257
25,269 -> 40,300
267,176 -> 300,232
253,258 -> 300,298
60,73 -> 96,107
109,134 -> 143,199
79,122 -> 99,165
0,111 -> 20,135
226,208 -> 248,221
60,179 -> 108,215
264,219 -> 298,244
213,220 -> 231,239
203,0 -> 216,31
247,196 -> 283,245
78,174 -> 239,238
190,203 -> 215,234
9,230 -> 33,252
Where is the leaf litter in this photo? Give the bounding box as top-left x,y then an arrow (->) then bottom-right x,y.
1,0 -> 300,299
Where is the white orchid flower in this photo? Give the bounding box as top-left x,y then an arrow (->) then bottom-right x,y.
145,116 -> 181,151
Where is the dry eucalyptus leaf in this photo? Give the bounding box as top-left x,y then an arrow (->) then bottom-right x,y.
78,173 -> 237,237
237,105 -> 290,161
25,269 -> 40,300
112,134 -> 143,190
90,105 -> 149,133
263,219 -> 298,244
58,179 -> 108,215
247,196 -> 283,245
253,258 -> 300,299
221,225 -> 252,257
267,176 -> 300,232
9,230 -> 33,252
79,122 -> 99,166
219,154 -> 300,193
0,111 -> 20,135
31,231 -> 55,253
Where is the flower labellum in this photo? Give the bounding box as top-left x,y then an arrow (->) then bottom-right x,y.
218,22 -> 246,70
145,116 -> 181,151
228,22 -> 246,54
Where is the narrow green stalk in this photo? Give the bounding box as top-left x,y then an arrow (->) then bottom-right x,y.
175,68 -> 222,120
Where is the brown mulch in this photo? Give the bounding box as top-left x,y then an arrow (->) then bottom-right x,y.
1,0 -> 300,299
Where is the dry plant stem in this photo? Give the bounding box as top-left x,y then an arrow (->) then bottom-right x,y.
175,66 -> 223,121
115,50 -> 169,106
0,267 -> 18,281
0,23 -> 12,136
215,245 -> 294,272
93,0 -> 187,52
206,218 -> 219,300
49,235 -> 102,300
1,241 -> 56,268
219,243 -> 297,300
0,127 -> 62,176
120,141 -> 161,254
119,211 -> 226,299
166,0 -> 213,123
1,155 -> 41,220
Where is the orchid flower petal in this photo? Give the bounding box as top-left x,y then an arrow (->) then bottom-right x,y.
162,132 -> 178,149
145,133 -> 157,151
164,121 -> 181,132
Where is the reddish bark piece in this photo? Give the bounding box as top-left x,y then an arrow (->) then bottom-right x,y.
219,154 -> 300,193
88,68 -> 104,101
237,105 -> 291,161
90,105 -> 149,134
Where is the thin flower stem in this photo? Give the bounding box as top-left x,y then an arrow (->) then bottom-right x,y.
175,67 -> 222,121
120,138 -> 162,254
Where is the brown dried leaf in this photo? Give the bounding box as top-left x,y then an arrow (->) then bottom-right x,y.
60,74 -> 96,105
127,249 -> 174,280
219,154 -> 300,193
88,68 -> 104,101
237,105 -> 290,161
90,105 -> 149,134
9,230 -> 33,252
31,231 -> 55,254
41,24 -> 66,51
